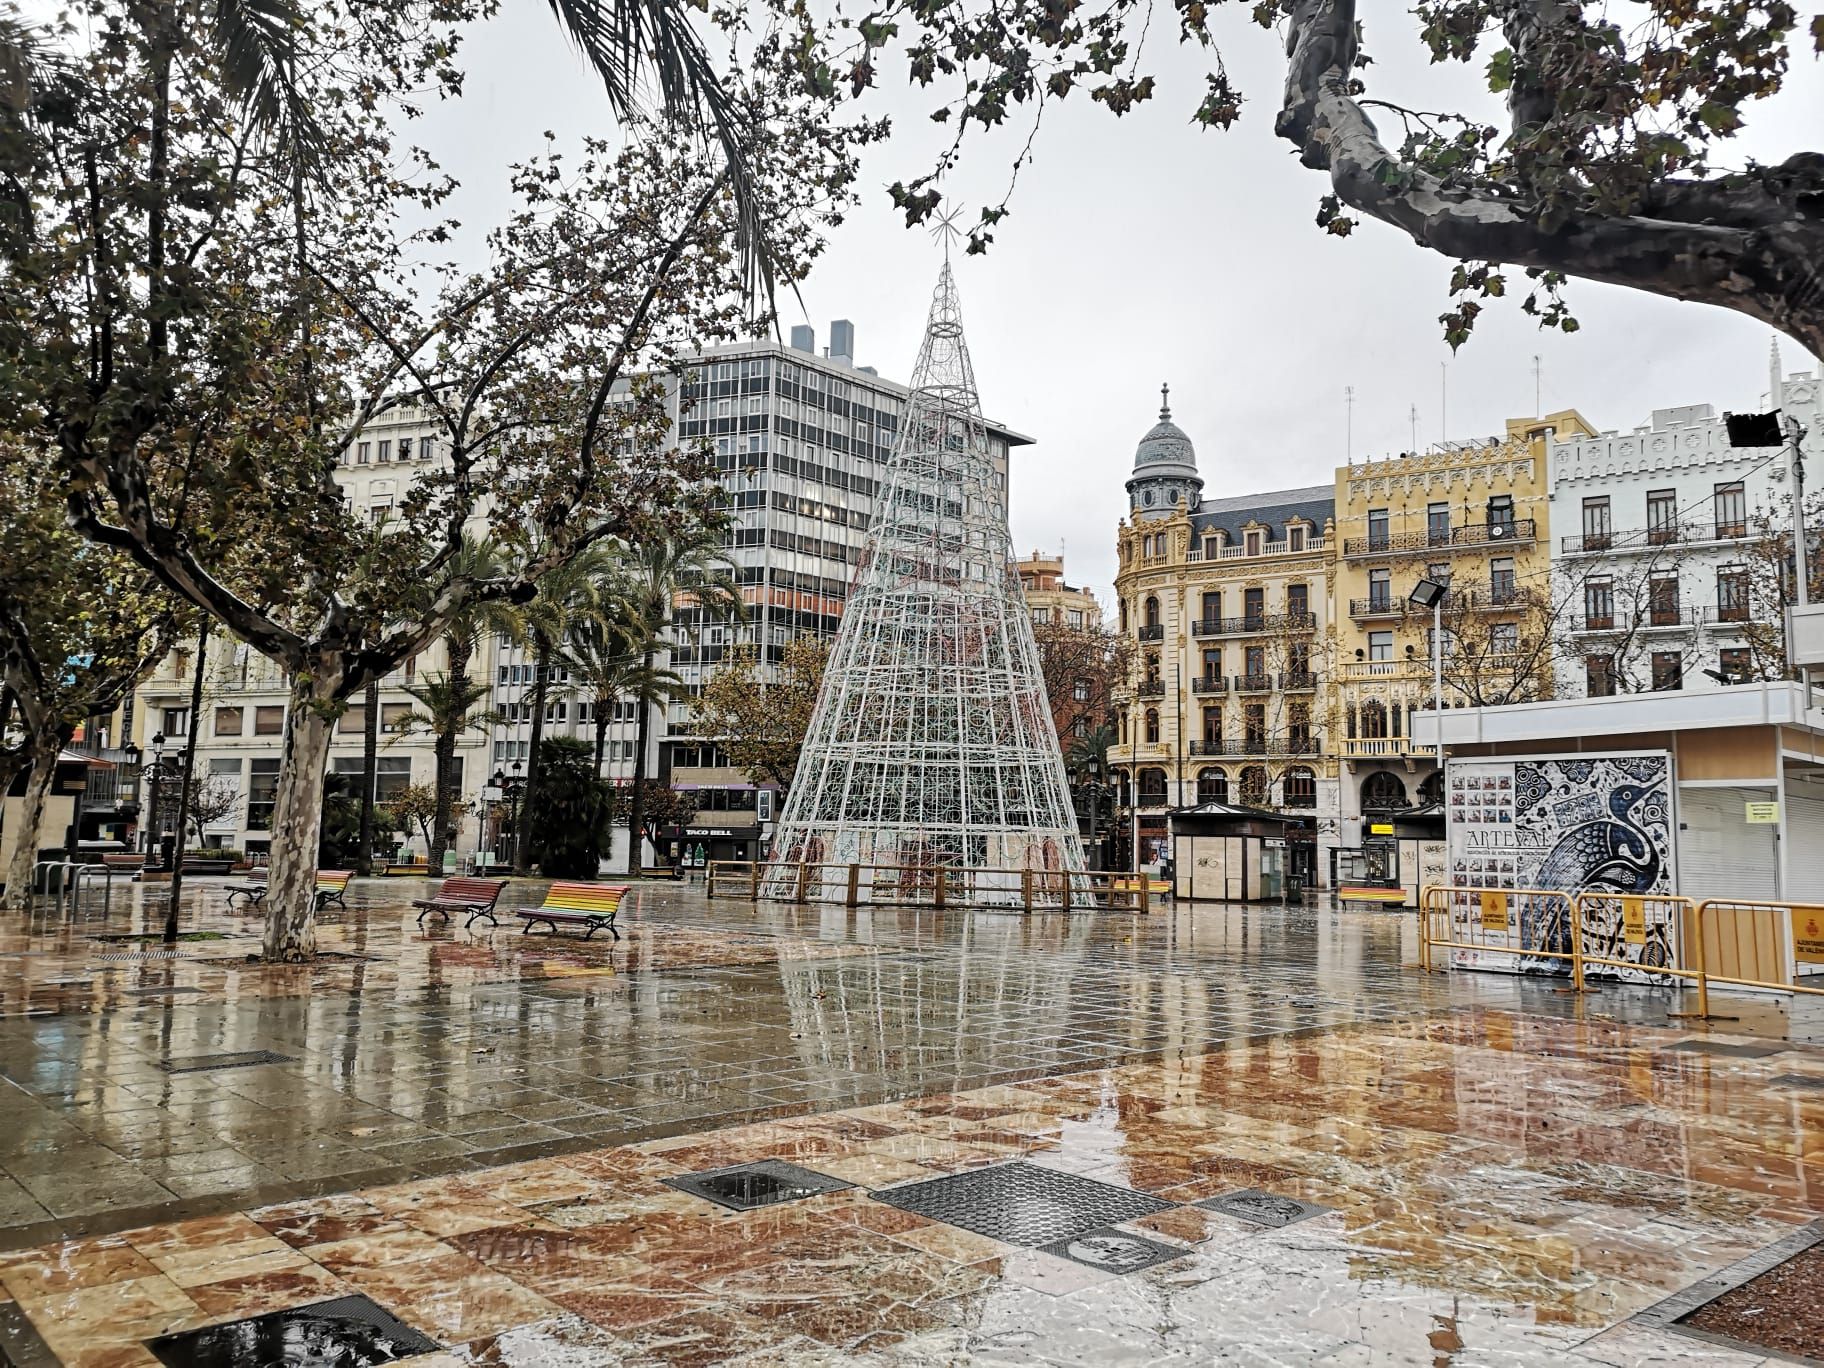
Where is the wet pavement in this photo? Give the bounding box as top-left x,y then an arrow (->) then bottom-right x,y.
0,880 -> 1820,1364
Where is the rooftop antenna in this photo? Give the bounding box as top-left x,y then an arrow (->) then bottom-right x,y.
1409,403 -> 1420,452
1344,385 -> 1355,459
1440,361 -> 1448,444
1532,355 -> 1542,416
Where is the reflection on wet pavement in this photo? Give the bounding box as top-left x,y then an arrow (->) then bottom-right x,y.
0,880 -> 1818,1364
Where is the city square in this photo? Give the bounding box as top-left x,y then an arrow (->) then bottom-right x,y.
3,0 -> 1824,1362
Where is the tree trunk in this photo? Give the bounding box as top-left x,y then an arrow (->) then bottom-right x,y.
518,641 -> 551,874
164,618 -> 210,941
263,673 -> 339,961
2,742 -> 58,910
593,702 -> 609,773
355,677 -> 379,875
430,725 -> 456,874
625,649 -> 654,875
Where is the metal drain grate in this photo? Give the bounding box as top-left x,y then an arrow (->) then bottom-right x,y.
871,1161 -> 1174,1247
94,952 -> 200,963
146,1293 -> 438,1366
157,1050 -> 294,1074
1662,1040 -> 1785,1059
1768,1073 -> 1824,1091
1039,1226 -> 1187,1275
1197,1188 -> 1334,1229
664,1159 -> 853,1212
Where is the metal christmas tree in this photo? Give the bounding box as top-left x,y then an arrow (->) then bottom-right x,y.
764,260 -> 1085,902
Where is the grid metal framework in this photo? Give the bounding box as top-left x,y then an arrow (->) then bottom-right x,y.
763,264 -> 1085,902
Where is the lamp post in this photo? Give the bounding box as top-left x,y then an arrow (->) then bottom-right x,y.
143,732 -> 167,863
494,761 -> 525,869
121,740 -> 142,836
1408,579 -> 1446,774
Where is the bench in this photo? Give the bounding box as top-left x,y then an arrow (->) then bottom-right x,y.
101,853 -> 147,873
514,882 -> 628,941
412,875 -> 508,929
225,869 -> 352,910
382,861 -> 431,877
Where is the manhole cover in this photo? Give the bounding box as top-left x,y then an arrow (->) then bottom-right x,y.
1039,1226 -> 1187,1275
157,1050 -> 294,1074
1197,1188 -> 1333,1229
1769,1073 -> 1824,1091
664,1159 -> 852,1212
146,1293 -> 438,1366
871,1161 -> 1174,1247
1662,1040 -> 1785,1059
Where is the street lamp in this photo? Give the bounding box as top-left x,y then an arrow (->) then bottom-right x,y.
1408,580 -> 1446,774
493,761 -> 525,867
144,732 -> 167,862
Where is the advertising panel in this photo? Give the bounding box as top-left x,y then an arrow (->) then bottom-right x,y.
1446,753 -> 1676,977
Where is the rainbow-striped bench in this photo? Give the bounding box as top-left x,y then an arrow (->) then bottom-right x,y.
513,882 -> 628,941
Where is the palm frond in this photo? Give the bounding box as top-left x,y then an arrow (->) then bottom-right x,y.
208,0 -> 326,169
543,0 -> 773,308
0,11 -> 41,115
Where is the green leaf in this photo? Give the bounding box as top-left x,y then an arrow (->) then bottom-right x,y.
1485,48 -> 1514,94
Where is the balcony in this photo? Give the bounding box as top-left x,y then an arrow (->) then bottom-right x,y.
1348,597 -> 1405,621
1190,736 -> 1322,758
1135,680 -> 1166,698
1561,521 -> 1755,557
1190,675 -> 1228,694
1339,660 -> 1426,681
1235,673 -> 1273,692
1571,607 -> 1698,635
1703,603 -> 1754,629
1280,672 -> 1319,690
1186,536 -> 1327,562
1137,624 -> 1164,642
1342,520 -> 1533,558
1136,790 -> 1170,809
1191,612 -> 1317,638
1341,738 -> 1428,759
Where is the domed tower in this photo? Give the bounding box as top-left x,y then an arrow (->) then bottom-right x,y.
1126,384 -> 1202,520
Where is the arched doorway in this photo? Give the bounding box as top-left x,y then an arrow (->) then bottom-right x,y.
1362,771 -> 1407,811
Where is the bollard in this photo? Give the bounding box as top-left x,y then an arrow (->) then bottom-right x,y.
846,862 -> 861,908
1061,871 -> 1071,913
1021,869 -> 1033,914
934,866 -> 948,910
794,862 -> 810,904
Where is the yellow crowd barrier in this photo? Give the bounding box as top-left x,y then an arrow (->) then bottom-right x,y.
1418,885 -> 1824,1013
706,859 -> 1150,913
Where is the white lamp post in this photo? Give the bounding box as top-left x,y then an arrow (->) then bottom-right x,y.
1408,579 -> 1446,775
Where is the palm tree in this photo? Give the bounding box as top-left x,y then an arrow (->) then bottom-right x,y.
560,616 -> 683,773
424,538 -> 516,869
390,672 -> 503,869
617,532 -> 743,874
506,544 -> 620,873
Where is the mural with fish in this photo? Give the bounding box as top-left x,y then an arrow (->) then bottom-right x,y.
1445,753 -> 1677,980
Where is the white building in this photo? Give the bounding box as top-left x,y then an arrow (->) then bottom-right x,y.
1549,348 -> 1822,698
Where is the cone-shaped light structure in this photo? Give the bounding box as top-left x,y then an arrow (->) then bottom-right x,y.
764,262 -> 1084,899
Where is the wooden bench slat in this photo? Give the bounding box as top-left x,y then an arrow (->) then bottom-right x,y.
414,875 -> 509,927
512,882 -> 630,941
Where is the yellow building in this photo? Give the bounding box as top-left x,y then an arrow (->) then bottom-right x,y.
1330,412 -> 1593,841
1111,392 -> 1338,886
1015,551 -> 1101,630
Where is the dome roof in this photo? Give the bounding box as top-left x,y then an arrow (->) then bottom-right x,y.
1131,384 -> 1199,473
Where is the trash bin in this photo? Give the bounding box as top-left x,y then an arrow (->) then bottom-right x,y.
1286,876 -> 1305,904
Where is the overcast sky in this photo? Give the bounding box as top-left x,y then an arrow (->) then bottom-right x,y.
416,7 -> 1823,608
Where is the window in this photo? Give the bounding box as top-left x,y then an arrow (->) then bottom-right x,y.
1360,700 -> 1388,739
1718,647 -> 1752,683
1144,709 -> 1160,744
1427,562 -> 1451,589
1287,583 -> 1308,619
1487,494 -> 1515,534
1201,591 -> 1222,624
208,757 -> 241,777
1586,655 -> 1616,697
1201,648 -> 1222,679
1072,679 -> 1090,702
1489,557 -> 1516,604
246,759 -> 280,830
376,439 -> 391,462
1245,529 -> 1263,555
1717,564 -> 1750,621
1651,651 -> 1683,691
1238,765 -> 1268,806
1428,627 -> 1455,659
1243,703 -> 1266,750
1031,607 -> 1051,624
1288,525 -> 1306,551
1585,577 -> 1614,630
1362,771 -> 1406,810
1367,508 -> 1389,550
1288,642 -> 1312,679
1288,704 -> 1311,748
1714,481 -> 1746,539
1244,646 -> 1266,683
254,705 -> 284,735
1649,573 -> 1680,626
1427,502 -> 1450,545
1197,768 -> 1229,804
1368,630 -> 1393,662
1144,596 -> 1160,629
1368,568 -> 1391,611
1283,767 -> 1316,808
356,442 -> 370,464
1239,587 -> 1262,626
1068,610 -> 1084,629
381,703 -> 414,733
397,436 -> 413,461
1647,488 -> 1678,544
1202,706 -> 1222,743
338,705 -> 367,735
1489,622 -> 1518,655
1582,497 -> 1612,551
213,707 -> 242,737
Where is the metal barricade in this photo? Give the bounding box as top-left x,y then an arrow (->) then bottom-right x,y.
705,858 -> 1146,913
1687,900 -> 1824,1019
1416,885 -> 1584,987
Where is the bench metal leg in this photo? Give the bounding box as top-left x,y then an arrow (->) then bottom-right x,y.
464,908 -> 499,930
583,918 -> 619,941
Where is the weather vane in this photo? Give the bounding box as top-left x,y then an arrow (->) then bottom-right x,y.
930,205 -> 964,260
